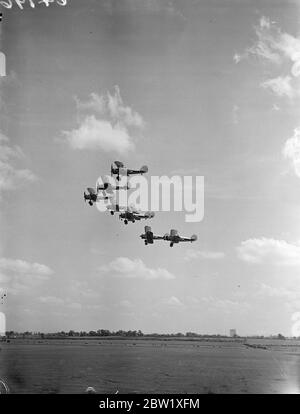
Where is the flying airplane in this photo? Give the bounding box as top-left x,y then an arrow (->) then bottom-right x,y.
84,181 -> 130,206
106,203 -> 126,215
97,181 -> 131,192
111,161 -> 148,181
84,187 -> 114,206
0,293 -> 7,305
106,204 -> 154,224
119,206 -> 155,225
140,226 -> 197,247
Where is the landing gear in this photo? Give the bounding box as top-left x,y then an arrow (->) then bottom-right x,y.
144,241 -> 148,245
110,211 -> 114,215
124,220 -> 128,225
89,201 -> 93,206
170,243 -> 174,247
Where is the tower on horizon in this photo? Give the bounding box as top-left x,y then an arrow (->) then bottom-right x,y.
230,329 -> 237,337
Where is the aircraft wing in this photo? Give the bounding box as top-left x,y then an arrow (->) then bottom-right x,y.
140,232 -> 164,240
179,235 -> 198,242
153,234 -> 165,240
126,169 -> 139,175
127,169 -> 148,175
136,212 -> 155,219
134,212 -> 147,218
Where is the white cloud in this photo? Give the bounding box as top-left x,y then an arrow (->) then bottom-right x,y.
64,86 -> 144,154
107,86 -> 145,128
75,93 -> 105,114
0,133 -> 24,161
233,53 -> 242,64
0,258 -> 53,294
259,16 -> 271,30
165,296 -> 184,307
258,283 -> 300,315
237,16 -> 300,98
63,116 -> 134,154
246,18 -> 281,64
258,283 -> 299,300
237,238 -> 300,266
100,257 -> 175,280
0,132 -> 36,194
276,32 -> 300,76
75,87 -> 144,128
184,249 -> 225,261
261,76 -> 294,98
0,258 -> 53,276
283,127 -> 300,177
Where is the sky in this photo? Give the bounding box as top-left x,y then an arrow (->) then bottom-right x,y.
0,0 -> 300,336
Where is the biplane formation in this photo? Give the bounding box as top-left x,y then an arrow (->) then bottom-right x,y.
84,161 -> 197,246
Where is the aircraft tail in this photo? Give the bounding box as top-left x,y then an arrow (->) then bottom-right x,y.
191,235 -> 197,242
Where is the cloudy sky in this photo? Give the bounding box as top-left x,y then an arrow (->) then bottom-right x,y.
1,0 -> 300,336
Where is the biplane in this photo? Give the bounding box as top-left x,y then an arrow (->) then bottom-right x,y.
140,226 -> 197,247
111,161 -> 148,181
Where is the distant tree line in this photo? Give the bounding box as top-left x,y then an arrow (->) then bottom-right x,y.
2,330 -> 294,340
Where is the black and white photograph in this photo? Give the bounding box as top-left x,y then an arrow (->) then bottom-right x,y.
0,0 -> 300,396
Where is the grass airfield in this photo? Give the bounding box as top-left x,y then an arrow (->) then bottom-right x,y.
0,337 -> 299,394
